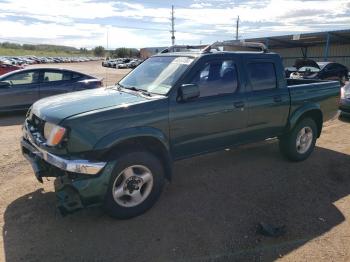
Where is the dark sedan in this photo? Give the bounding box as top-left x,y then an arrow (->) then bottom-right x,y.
287,59 -> 349,85
0,68 -> 102,112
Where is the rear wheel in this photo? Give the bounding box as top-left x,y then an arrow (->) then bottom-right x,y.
104,151 -> 165,219
279,118 -> 318,161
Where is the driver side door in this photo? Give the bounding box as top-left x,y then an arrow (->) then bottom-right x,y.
0,70 -> 41,111
169,57 -> 247,159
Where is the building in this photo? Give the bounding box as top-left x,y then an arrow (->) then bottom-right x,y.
240,29 -> 350,68
140,29 -> 350,68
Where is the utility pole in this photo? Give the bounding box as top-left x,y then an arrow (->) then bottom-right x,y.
235,16 -> 239,40
171,5 -> 175,46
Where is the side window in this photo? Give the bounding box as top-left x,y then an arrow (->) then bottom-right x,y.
72,73 -> 83,79
3,71 -> 40,85
247,62 -> 277,91
43,71 -> 64,82
191,60 -> 238,97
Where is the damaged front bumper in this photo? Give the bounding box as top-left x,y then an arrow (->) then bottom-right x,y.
21,137 -> 115,215
21,136 -> 106,177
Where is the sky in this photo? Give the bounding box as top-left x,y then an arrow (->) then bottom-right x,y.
0,0 -> 349,49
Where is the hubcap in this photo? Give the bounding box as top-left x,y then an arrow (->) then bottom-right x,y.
296,126 -> 313,154
112,165 -> 154,207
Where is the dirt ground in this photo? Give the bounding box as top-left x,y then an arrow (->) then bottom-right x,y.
1,61 -> 350,262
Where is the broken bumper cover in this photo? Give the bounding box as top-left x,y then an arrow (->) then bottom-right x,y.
21,137 -> 115,215
21,138 -> 106,176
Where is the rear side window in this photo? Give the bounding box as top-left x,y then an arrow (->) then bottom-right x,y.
191,60 -> 239,97
43,71 -> 73,82
247,62 -> 277,91
43,71 -> 64,82
72,73 -> 83,79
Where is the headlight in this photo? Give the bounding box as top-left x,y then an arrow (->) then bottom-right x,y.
44,122 -> 66,146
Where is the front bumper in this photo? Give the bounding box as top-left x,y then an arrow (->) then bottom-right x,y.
21,119 -> 106,175
21,125 -> 115,215
21,137 -> 106,176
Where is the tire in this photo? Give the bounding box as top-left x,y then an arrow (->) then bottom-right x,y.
104,151 -> 165,219
279,118 -> 318,161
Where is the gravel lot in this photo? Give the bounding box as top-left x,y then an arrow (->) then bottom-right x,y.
1,61 -> 350,262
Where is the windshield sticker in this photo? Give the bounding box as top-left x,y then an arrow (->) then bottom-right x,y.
171,57 -> 193,65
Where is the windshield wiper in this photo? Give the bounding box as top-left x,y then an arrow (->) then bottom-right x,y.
117,84 -> 152,96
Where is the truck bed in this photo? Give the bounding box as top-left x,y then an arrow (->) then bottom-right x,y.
287,78 -> 340,123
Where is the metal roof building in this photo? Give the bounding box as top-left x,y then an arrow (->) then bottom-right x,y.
245,29 -> 350,68
140,29 -> 350,69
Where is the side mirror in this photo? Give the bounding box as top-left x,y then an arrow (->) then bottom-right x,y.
0,81 -> 10,89
179,84 -> 200,101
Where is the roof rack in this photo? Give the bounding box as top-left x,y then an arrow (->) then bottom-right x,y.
203,40 -> 268,53
160,45 -> 207,54
159,40 -> 268,54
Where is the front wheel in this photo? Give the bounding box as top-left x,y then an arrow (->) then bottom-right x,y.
104,151 -> 165,219
279,118 -> 318,161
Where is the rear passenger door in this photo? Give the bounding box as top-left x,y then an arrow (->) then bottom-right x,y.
39,70 -> 74,98
245,60 -> 290,139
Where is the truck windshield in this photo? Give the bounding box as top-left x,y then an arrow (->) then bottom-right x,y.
118,56 -> 194,95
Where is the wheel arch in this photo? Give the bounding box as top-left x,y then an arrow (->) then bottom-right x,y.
94,127 -> 173,180
288,104 -> 323,137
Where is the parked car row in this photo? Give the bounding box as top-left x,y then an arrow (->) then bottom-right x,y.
102,58 -> 143,69
0,56 -> 101,66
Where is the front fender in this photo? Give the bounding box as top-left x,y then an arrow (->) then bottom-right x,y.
93,126 -> 170,152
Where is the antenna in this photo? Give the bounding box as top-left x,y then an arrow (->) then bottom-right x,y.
235,16 -> 239,40
105,28 -> 109,87
170,5 -> 175,46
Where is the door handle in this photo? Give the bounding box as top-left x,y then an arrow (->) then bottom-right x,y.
234,101 -> 245,108
273,96 -> 282,103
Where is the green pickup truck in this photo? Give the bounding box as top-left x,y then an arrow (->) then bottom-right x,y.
21,42 -> 340,218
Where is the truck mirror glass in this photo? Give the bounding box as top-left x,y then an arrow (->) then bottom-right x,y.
179,84 -> 200,101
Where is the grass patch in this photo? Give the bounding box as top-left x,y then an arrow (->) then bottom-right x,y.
0,47 -> 93,57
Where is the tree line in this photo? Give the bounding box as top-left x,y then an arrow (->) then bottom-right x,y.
0,42 -> 140,58
93,46 -> 140,58
0,42 -> 78,52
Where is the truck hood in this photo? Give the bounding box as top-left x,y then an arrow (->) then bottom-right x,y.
31,87 -> 154,124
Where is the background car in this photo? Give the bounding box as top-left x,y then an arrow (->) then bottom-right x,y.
340,81 -> 350,117
0,68 -> 102,112
287,59 -> 349,85
0,62 -> 23,75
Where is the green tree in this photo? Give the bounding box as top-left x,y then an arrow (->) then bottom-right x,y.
23,44 -> 36,50
93,46 -> 105,57
80,47 -> 88,54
